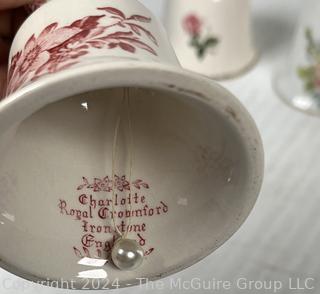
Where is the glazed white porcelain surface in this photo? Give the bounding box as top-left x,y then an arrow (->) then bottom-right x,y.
165,0 -> 257,79
0,0 -> 264,289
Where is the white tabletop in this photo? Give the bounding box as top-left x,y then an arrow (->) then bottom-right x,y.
1,0 -> 319,293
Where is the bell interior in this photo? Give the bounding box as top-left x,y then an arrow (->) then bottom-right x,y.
0,86 -> 250,287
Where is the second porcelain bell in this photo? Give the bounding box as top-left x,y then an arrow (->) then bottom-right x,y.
165,0 -> 257,79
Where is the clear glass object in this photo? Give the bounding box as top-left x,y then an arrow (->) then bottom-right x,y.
273,0 -> 320,115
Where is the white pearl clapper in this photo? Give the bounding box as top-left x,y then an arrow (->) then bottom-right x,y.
111,238 -> 144,271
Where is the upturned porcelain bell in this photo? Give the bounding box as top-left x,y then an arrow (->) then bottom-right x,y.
0,0 -> 264,289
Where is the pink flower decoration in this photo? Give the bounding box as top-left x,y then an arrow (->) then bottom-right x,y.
89,177 -> 113,192
7,7 -> 158,95
183,14 -> 202,36
7,22 -> 83,93
114,175 -> 130,191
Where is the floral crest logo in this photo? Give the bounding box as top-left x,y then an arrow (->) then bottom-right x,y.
77,175 -> 149,192
58,175 -> 168,259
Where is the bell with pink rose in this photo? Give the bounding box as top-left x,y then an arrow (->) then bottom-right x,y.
273,0 -> 320,115
165,0 -> 257,79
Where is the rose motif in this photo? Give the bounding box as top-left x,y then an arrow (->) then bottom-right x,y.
183,14 -> 202,36
182,13 -> 219,59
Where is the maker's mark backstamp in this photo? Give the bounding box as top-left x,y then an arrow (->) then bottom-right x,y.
58,175 -> 169,261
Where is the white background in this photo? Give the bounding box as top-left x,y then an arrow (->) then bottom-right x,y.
2,0 -> 320,293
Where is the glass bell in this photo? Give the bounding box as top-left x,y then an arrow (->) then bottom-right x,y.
273,0 -> 320,115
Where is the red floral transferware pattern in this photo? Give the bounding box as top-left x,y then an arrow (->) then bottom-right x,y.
7,7 -> 158,95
